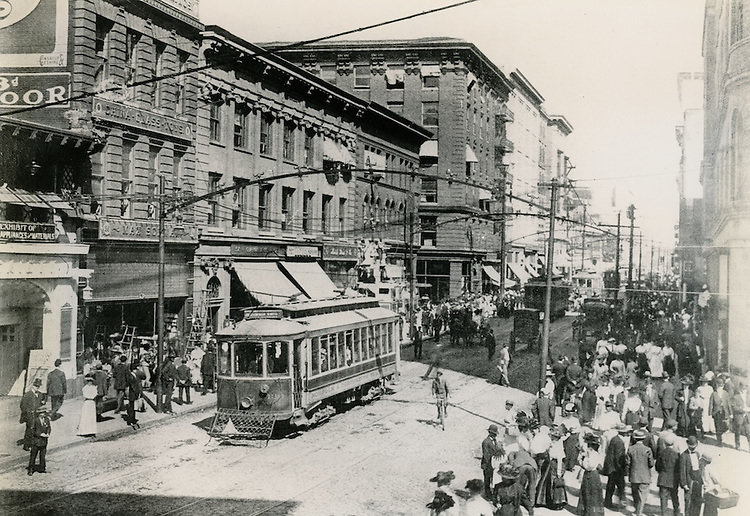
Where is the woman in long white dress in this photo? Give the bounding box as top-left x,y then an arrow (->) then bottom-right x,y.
77,376 -> 98,436
695,376 -> 715,434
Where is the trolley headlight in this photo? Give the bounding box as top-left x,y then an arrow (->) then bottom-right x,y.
240,396 -> 254,410
259,384 -> 270,399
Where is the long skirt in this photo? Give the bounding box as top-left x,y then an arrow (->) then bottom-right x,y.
536,457 -> 567,510
77,398 -> 98,436
578,470 -> 604,516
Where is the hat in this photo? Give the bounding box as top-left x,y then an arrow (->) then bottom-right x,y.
85,375 -> 95,382
505,400 -> 515,406
632,429 -> 647,440
425,490 -> 455,511
700,451 -> 713,463
488,424 -> 499,435
465,479 -> 484,493
608,337 -> 616,342
54,359 -> 62,367
666,419 -> 678,430
563,402 -> 576,413
429,471 -> 455,484
32,378 -> 42,387
699,375 -> 709,383
110,345 -> 123,354
661,432 -> 676,446
686,435 -> 699,449
498,464 -> 520,480
615,423 -> 632,434
681,375 -> 694,385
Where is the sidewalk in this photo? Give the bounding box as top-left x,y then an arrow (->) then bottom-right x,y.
0,388 -> 216,473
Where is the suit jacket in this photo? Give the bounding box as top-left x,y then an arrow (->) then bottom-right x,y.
19,389 -> 42,424
709,389 -> 731,418
46,368 -> 67,396
730,392 -> 747,426
656,445 -> 680,487
641,386 -> 661,418
481,435 -> 503,469
601,434 -> 626,476
678,449 -> 702,487
534,396 -> 555,427
30,413 -> 51,447
113,362 -> 129,390
659,380 -> 677,410
626,441 -> 654,484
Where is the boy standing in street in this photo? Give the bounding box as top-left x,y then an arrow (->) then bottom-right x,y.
27,405 -> 51,475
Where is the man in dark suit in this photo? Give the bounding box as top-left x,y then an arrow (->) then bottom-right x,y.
27,405 -> 51,475
626,429 -> 654,516
676,375 -> 695,437
112,355 -> 129,413
532,390 -> 555,427
656,431 -> 680,516
19,378 -> 44,451
46,359 -> 67,419
709,377 -> 732,446
481,424 -> 503,498
679,436 -> 703,516
160,355 -> 177,414
603,423 -> 630,509
125,363 -> 146,428
201,346 -> 216,394
642,373 -> 661,428
730,383 -> 748,451
659,371 -> 678,422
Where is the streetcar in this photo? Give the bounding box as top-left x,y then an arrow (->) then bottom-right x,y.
523,276 -> 571,320
214,296 -> 399,427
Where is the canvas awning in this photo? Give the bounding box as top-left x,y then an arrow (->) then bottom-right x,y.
466,144 -> 479,163
323,138 -> 355,165
419,140 -> 438,159
525,262 -> 539,278
233,262 -> 307,305
364,149 -> 387,169
482,265 -> 502,286
508,262 -> 530,283
278,261 -> 339,300
420,65 -> 441,77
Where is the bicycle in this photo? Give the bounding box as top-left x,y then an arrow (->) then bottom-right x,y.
436,395 -> 447,431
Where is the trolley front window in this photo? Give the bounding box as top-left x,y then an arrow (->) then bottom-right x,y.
235,341 -> 263,376
218,341 -> 231,375
266,341 -> 289,376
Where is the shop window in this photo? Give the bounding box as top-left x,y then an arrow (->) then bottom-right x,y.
266,341 -> 289,376
422,101 -> 439,127
260,113 -> 274,156
234,341 -> 263,376
209,102 -> 222,143
281,186 -> 294,231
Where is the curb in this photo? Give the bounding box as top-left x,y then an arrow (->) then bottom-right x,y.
0,401 -> 214,474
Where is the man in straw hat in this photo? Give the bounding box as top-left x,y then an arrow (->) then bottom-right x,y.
602,423 -> 630,510
481,423 -> 504,497
626,428 -> 654,516
27,403 -> 51,476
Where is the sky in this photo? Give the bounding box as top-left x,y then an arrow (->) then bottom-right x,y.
200,0 -> 706,248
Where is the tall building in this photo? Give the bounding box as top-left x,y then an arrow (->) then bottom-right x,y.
702,0 -> 750,374
269,38 -> 516,301
194,28 -> 430,331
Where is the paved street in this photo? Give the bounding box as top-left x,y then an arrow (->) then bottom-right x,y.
0,359 -> 746,516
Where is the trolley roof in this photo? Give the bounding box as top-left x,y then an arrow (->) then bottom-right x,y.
216,318 -> 307,340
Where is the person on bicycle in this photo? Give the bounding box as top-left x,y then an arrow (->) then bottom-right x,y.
433,370 -> 449,419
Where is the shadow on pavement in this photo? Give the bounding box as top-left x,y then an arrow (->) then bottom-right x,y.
0,489 -> 299,515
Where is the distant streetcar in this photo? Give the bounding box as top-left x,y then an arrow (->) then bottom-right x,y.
214,297 -> 399,428
524,277 -> 571,320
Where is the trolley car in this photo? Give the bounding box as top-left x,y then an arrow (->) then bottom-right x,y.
524,277 -> 571,320
214,297 -> 399,427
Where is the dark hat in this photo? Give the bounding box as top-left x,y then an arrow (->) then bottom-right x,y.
681,375 -> 694,384
632,429 -> 648,440
488,424 -> 499,435
54,359 -> 62,367
32,378 -> 42,387
465,478 -> 484,493
425,490 -> 455,511
666,419 -> 678,430
583,432 -> 600,445
686,435 -> 699,449
429,471 -> 455,484
85,375 -> 95,382
505,400 -> 515,406
498,464 -> 520,480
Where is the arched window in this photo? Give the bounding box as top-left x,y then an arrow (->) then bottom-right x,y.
363,194 -> 370,228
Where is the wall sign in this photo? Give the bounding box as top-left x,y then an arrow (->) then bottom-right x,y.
99,217 -> 198,243
286,245 -> 320,258
0,72 -> 70,108
92,97 -> 193,141
0,221 -> 55,241
322,243 -> 359,261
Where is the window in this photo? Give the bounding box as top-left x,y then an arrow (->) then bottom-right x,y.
281,187 -> 294,231
234,342 -> 263,376
321,194 -> 332,234
0,325 -> 16,343
329,333 -> 339,369
234,104 -> 249,149
338,197 -> 346,235
152,41 -> 165,107
311,337 -> 320,374
232,178 -> 247,229
208,173 -> 221,225
94,17 -> 113,86
283,121 -> 296,161
422,101 -> 439,127
121,140 -> 135,218
320,65 -> 337,85
420,216 -> 437,247
319,335 -> 329,372
354,65 -> 371,88
421,177 -> 438,203
125,30 -> 140,84
385,67 -> 404,89
422,75 -> 439,89
266,341 -> 289,375
209,102 -> 222,143
386,101 -> 404,114
175,51 -> 188,114
172,150 -> 183,192
302,190 -> 314,233
462,262 -> 472,292
260,113 -> 274,155
304,129 -> 314,166
258,184 -> 272,230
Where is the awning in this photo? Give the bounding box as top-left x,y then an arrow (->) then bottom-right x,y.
504,278 -> 517,288
0,186 -> 76,213
364,149 -> 387,169
525,262 -> 539,278
233,261 -> 307,305
508,262 -> 530,283
278,261 -> 339,300
482,265 -> 502,287
323,138 -> 355,165
420,65 -> 441,77
385,69 -> 404,86
419,140 -> 438,159
466,144 -> 479,163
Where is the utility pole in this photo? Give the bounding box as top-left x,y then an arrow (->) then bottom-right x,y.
539,177 -> 562,389
580,203 -> 587,271
615,213 -> 621,301
499,171 -> 507,292
638,231 -> 643,288
650,239 -> 654,287
626,204 -> 635,290
156,174 -> 165,413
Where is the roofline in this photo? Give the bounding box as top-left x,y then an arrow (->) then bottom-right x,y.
261,38 -> 514,95
510,69 -> 545,105
547,115 -> 574,135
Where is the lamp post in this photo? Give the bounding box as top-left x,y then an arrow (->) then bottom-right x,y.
156,174 -> 166,412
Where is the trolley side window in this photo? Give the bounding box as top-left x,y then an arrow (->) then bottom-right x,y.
337,331 -> 346,368
218,341 -> 231,376
329,333 -> 338,370
235,341 -> 263,376
320,335 -> 329,372
311,336 -> 320,375
386,322 -> 393,353
267,341 -> 289,376
367,326 -> 375,357
344,330 -> 354,366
